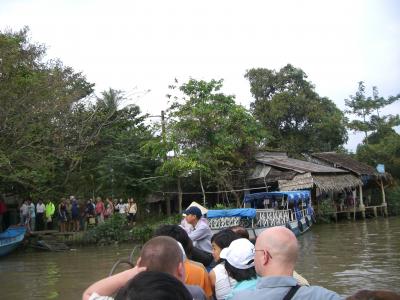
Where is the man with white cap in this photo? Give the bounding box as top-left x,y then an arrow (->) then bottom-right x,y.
230,227 -> 341,300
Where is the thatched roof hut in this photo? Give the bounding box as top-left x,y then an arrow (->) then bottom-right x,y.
249,152 -> 362,192
307,152 -> 390,183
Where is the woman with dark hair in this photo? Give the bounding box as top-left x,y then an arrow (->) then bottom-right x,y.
114,271 -> 192,300
219,238 -> 257,300
209,229 -> 240,300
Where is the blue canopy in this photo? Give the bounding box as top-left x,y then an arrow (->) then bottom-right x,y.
244,190 -> 311,204
207,208 -> 256,219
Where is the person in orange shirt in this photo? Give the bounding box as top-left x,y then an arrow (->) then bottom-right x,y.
154,224 -> 213,299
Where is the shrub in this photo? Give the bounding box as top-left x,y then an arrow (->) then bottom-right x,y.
83,214 -> 129,244
315,199 -> 336,223
387,183 -> 400,216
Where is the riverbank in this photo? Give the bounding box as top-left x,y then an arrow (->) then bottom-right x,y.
23,213 -> 182,249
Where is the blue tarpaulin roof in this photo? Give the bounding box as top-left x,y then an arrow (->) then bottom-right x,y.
207,208 -> 256,219
244,190 -> 310,204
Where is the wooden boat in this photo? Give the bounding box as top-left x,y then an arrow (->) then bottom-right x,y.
0,226 -> 26,257
207,190 -> 315,238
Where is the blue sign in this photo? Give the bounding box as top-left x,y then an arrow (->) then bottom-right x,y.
376,164 -> 385,173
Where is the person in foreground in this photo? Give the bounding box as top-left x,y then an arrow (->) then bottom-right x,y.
114,271 -> 192,300
230,226 -> 342,300
346,289 -> 400,300
153,224 -> 213,299
82,236 -> 206,300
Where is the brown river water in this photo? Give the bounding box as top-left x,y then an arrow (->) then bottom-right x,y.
1,217 -> 399,299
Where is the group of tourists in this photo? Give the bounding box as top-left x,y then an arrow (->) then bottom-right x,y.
17,196 -> 137,232
18,198 -> 54,232
83,205 -> 400,300
83,206 -> 341,300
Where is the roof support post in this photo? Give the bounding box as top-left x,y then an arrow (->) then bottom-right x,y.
359,185 -> 365,219
380,178 -> 388,217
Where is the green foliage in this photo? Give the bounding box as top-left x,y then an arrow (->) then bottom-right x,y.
316,199 -> 336,223
0,28 -> 158,200
76,93 -> 158,198
83,214 -> 130,244
169,79 -> 263,181
163,78 -> 266,203
130,214 -> 182,243
386,183 -> 400,215
345,81 -> 400,143
130,225 -> 154,244
80,213 -> 184,245
213,203 -> 227,209
0,27 -> 94,198
245,64 -> 347,154
356,130 -> 400,179
158,156 -> 200,178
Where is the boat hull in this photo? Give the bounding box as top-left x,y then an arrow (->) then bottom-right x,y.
209,210 -> 314,239
0,227 -> 26,257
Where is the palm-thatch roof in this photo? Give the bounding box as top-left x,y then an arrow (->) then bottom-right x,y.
255,152 -> 348,174
309,152 -> 389,180
249,152 -> 361,192
312,174 -> 363,192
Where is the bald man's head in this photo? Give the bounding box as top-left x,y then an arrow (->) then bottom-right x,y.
254,227 -> 299,277
138,236 -> 183,276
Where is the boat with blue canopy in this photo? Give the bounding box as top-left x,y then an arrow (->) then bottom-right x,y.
206,190 -> 315,238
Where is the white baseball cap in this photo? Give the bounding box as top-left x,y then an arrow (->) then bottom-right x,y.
176,241 -> 186,261
219,238 -> 255,269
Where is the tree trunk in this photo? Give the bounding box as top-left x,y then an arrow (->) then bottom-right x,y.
164,192 -> 171,216
177,177 -> 183,214
223,179 -> 240,207
199,171 -> 206,207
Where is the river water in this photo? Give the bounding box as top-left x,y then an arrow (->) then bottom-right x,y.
1,217 -> 399,299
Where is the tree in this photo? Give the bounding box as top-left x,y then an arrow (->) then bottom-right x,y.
160,78 -> 265,207
345,81 -> 400,144
245,64 -> 348,154
0,27 -> 93,197
356,130 -> 400,179
69,89 -> 158,199
0,28 -> 158,203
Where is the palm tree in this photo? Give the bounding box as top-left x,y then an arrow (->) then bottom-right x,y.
97,88 -> 124,112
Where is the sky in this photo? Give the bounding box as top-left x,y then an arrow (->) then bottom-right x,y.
1,0 -> 399,151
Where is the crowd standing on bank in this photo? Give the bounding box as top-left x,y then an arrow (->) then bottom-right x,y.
8,196 -> 139,232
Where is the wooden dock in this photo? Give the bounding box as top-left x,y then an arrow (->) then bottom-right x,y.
27,230 -> 85,250
329,204 -> 387,221
30,230 -> 77,236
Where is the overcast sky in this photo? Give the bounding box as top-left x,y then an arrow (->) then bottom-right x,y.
1,0 -> 399,151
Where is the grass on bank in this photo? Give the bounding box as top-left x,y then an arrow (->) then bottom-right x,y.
79,213 -> 182,245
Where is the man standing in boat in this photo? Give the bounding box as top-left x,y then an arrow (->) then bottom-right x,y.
184,206 -> 214,267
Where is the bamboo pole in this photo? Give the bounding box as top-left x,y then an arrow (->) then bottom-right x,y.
353,189 -> 356,220
359,184 -> 365,219
380,178 -> 388,216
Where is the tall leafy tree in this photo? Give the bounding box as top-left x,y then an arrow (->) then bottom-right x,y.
356,130 -> 400,179
0,27 -> 93,197
70,89 -> 157,199
345,81 -> 400,144
245,64 -> 348,154
162,78 -> 265,207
